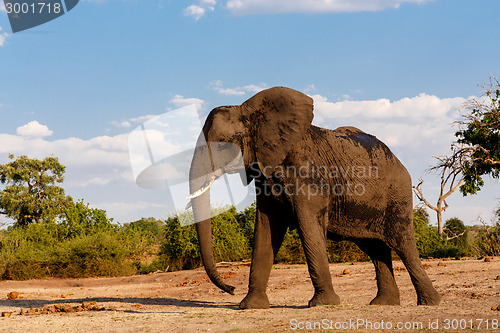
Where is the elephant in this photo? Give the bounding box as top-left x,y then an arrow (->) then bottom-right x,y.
187,86 -> 441,309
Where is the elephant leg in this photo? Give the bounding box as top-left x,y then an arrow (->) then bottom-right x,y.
394,236 -> 441,305
356,240 -> 400,305
239,199 -> 287,309
388,209 -> 441,306
296,203 -> 340,307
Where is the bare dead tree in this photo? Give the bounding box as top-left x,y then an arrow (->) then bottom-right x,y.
413,146 -> 470,238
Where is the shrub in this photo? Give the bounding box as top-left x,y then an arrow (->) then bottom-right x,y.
236,203 -> 256,249
5,203 -> 497,281
0,207 -> 137,280
412,208 -> 466,258
327,240 -> 369,263
276,229 -> 306,264
443,217 -> 468,254
158,206 -> 252,271
51,232 -> 136,278
158,214 -> 200,271
211,206 -> 252,262
471,223 -> 500,256
0,226 -> 136,280
60,200 -> 117,238
275,229 -> 369,264
413,208 -> 441,257
124,218 -> 163,239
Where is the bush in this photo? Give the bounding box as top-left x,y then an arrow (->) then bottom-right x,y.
0,228 -> 136,280
413,208 -> 441,257
60,200 -> 117,238
4,203 -> 498,281
0,208 -> 138,280
471,223 -> 500,256
327,241 -> 369,263
121,218 -> 165,274
444,217 -> 468,254
276,229 -> 306,264
124,218 -> 163,237
412,208 -> 466,258
52,232 -> 136,278
158,206 -> 252,271
236,203 -> 256,249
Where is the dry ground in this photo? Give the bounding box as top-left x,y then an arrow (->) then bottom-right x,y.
1,258 -> 499,332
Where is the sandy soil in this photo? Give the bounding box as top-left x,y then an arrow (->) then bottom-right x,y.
1,258 -> 499,332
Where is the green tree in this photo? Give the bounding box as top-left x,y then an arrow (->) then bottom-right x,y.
236,203 -> 256,248
443,217 -> 468,251
412,207 -> 440,257
455,76 -> 500,195
60,199 -> 116,238
0,154 -> 72,226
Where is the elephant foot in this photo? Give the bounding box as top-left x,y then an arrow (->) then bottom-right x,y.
240,292 -> 270,309
370,293 -> 400,306
308,290 -> 341,307
417,290 -> 441,306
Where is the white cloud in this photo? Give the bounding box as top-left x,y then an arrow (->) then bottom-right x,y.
114,120 -> 132,128
16,121 -> 54,138
200,0 -> 217,6
112,114 -> 159,129
303,84 -> 318,94
312,93 -> 466,123
0,133 -> 131,188
184,5 -> 206,21
130,114 -> 158,124
311,93 -> 467,151
210,80 -> 267,96
0,26 -> 8,47
225,0 -> 433,15
169,94 -> 205,110
0,131 -> 142,222
184,0 -> 217,20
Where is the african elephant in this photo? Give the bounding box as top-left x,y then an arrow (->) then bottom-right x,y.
187,87 -> 441,309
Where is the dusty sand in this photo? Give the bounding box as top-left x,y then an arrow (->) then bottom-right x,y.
1,258 -> 499,332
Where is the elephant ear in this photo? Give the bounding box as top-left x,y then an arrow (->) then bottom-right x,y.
243,87 -> 314,176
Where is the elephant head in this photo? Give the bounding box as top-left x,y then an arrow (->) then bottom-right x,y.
187,87 -> 314,294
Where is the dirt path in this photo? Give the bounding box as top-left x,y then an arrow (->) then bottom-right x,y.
1,258 -> 499,332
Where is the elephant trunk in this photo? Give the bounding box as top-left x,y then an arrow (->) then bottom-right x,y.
189,148 -> 235,295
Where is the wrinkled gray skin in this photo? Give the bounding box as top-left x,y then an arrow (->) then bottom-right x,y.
188,87 -> 441,309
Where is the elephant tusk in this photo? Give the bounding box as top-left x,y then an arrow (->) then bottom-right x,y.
186,175 -> 216,200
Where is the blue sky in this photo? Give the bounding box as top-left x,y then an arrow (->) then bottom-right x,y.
0,0 -> 499,226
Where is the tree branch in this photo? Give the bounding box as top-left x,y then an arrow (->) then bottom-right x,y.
444,230 -> 466,241
412,180 -> 439,212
